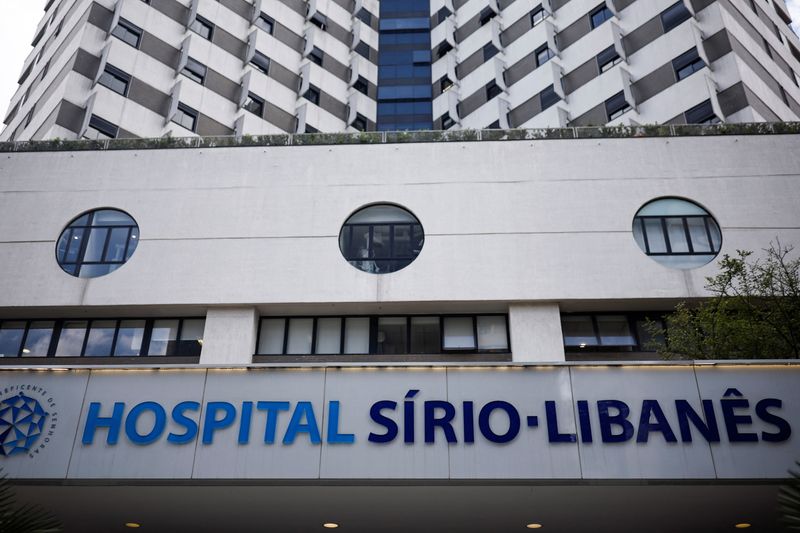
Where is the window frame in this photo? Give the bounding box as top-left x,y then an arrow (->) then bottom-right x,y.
255,314 -> 511,357
561,312 -> 668,353
0,318 -> 205,360
181,57 -> 207,85
173,102 -> 198,132
189,14 -> 214,40
589,4 -> 613,29
111,18 -> 143,49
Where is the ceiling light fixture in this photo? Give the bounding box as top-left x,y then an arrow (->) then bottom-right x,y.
124,523 -> 141,529
734,524 -> 751,529
323,523 -> 339,529
526,524 -> 543,529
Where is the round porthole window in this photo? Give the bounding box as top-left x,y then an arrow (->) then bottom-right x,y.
632,197 -> 722,269
56,208 -> 140,278
339,204 -> 424,274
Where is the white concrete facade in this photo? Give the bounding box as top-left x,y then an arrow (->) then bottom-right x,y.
2,0 -> 800,141
0,132 -> 798,363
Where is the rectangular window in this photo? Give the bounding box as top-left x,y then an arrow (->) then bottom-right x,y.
286,318 -> 314,354
85,320 -> 116,356
315,318 -> 342,355
540,84 -> 560,110
605,91 -> 630,120
660,2 -> 692,33
98,64 -> 131,96
113,320 -> 146,356
344,318 -> 370,354
112,18 -> 142,48
354,76 -> 369,95
149,319 -> 180,356
536,44 -> 554,67
376,317 -> 407,355
485,80 -> 502,101
173,102 -> 198,132
257,319 -> 286,355
590,5 -> 613,29
256,315 -> 509,356
84,115 -> 119,140
310,12 -> 327,30
244,92 -> 265,116
479,7 -> 497,26
483,42 -> 499,61
304,85 -> 321,105
0,322 -> 26,357
250,51 -> 270,74
22,322 -> 55,357
562,314 -> 665,352
596,45 -> 621,73
255,13 -> 274,34
477,316 -> 509,351
672,48 -> 705,80
182,57 -> 207,85
443,317 -> 476,350
684,99 -> 719,124
175,319 -> 204,356
309,47 -> 324,66
55,321 -> 88,357
410,317 -> 440,354
190,15 -> 214,40
531,6 -> 546,26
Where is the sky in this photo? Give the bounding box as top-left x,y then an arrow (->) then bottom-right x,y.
0,0 -> 799,118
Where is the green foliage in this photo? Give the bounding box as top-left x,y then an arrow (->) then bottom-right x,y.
647,242 -> 800,359
0,471 -> 61,533
780,462 -> 800,531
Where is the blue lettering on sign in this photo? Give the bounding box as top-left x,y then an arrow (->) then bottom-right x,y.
78,388 -> 792,448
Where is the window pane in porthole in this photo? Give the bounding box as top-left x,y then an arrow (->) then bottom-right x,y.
258,319 -> 285,355
562,316 -> 597,347
85,320 -> 116,356
665,218 -> 689,253
371,225 -> 391,258
596,315 -> 636,346
84,228 -> 109,262
148,320 -> 179,356
344,318 -> 370,354
57,209 -> 139,278
410,317 -> 440,353
443,317 -> 476,350
477,316 -> 508,351
340,204 -> 424,274
286,318 -> 313,354
0,322 -> 26,357
176,319 -> 204,356
377,317 -> 407,354
22,321 -> 54,357
93,210 -> 134,225
106,227 -> 130,261
633,198 -> 721,269
64,228 -> 86,263
687,218 -> 711,252
643,219 -> 667,253
394,226 -> 413,257
316,318 -> 342,354
55,321 -> 88,356
114,320 -> 145,356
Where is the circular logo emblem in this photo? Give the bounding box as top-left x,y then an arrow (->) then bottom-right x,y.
0,392 -> 50,457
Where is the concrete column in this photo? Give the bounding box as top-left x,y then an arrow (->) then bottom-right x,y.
199,307 -> 258,365
509,303 -> 565,362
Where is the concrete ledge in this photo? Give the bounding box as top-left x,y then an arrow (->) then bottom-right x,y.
2,122 -> 799,153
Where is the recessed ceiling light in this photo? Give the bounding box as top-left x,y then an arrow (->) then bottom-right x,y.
22,349 -> 30,354
125,523 -> 141,529
323,523 -> 339,529
734,524 -> 751,529
526,524 -> 543,529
